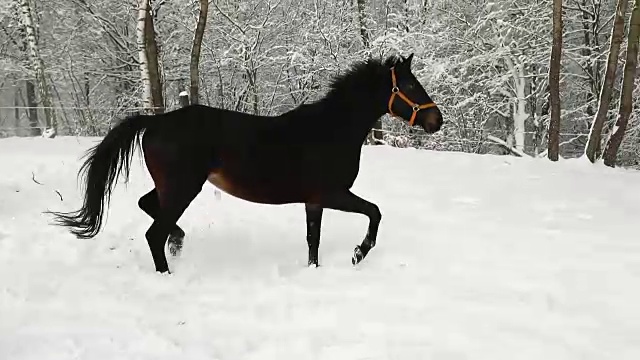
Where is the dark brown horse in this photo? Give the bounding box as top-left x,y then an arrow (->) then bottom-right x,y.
48,53 -> 443,273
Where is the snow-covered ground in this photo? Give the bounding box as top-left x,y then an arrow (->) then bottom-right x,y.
1,136 -> 639,360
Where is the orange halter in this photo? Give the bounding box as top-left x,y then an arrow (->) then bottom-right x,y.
387,67 -> 438,126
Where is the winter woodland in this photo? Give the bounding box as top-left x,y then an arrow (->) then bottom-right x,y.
1,0 -> 639,167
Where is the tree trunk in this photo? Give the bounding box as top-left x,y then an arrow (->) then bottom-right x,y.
136,0 -> 164,114
580,0 -> 597,117
513,67 -> 527,152
584,0 -> 629,162
502,56 -> 528,152
548,0 -> 563,161
603,0 -> 640,167
14,88 -> 21,136
145,2 -> 164,114
136,0 -> 153,113
26,80 -> 40,136
190,0 -> 209,105
179,91 -> 190,107
18,0 -> 57,137
357,0 -> 383,144
356,0 -> 370,49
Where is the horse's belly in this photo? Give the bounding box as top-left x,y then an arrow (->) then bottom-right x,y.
207,170 -> 304,204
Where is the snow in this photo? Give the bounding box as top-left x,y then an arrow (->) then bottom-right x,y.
1,136 -> 640,360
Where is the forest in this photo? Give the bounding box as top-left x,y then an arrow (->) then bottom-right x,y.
1,0 -> 639,167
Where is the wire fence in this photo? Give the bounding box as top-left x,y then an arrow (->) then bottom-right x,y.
0,105 -> 630,138
2,105 -> 639,168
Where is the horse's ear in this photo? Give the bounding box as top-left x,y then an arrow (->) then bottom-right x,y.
404,53 -> 414,66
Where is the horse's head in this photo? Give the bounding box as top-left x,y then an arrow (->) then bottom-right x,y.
386,53 -> 443,134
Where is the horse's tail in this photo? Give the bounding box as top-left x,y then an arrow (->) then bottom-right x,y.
48,113 -> 156,239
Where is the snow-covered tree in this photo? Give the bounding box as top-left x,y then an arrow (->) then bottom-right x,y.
603,0 -> 640,166
584,0 -> 629,162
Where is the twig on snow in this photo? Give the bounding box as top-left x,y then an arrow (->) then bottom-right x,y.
31,172 -> 43,185
486,135 -> 532,158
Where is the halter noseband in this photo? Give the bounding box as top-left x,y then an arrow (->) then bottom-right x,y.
387,67 -> 437,126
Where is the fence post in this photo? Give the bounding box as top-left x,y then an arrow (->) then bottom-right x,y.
179,91 -> 190,107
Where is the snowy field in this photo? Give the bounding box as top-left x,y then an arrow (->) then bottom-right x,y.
1,136 -> 639,360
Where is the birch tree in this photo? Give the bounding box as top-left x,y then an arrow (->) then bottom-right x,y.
1,2 -> 39,135
603,0 -> 640,166
17,0 -> 57,137
136,0 -> 163,114
584,0 -> 629,162
136,0 -> 152,113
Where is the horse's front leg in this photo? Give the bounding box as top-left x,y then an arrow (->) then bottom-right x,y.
319,190 -> 382,265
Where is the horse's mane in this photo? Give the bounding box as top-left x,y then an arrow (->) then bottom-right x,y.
280,55 -> 401,122
324,55 -> 399,100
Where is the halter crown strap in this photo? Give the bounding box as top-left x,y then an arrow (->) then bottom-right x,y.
387,67 -> 437,126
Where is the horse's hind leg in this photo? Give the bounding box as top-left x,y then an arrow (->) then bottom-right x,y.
305,203 -> 323,267
145,182 -> 204,273
138,189 -> 186,256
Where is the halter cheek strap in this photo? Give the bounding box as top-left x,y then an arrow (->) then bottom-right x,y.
387,67 -> 437,126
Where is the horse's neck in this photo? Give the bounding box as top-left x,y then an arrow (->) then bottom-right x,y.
284,76 -> 388,141
320,98 -> 385,139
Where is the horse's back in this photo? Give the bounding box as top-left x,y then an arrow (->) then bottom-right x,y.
141,104 -> 364,204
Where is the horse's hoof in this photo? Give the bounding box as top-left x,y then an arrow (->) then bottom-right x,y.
168,233 -> 184,257
308,258 -> 319,268
352,245 -> 364,265
168,241 -> 182,257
